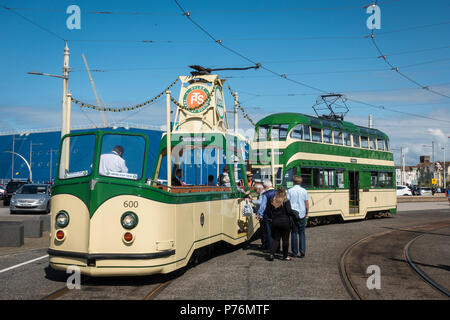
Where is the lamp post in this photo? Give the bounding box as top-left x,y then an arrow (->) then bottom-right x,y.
28,42 -> 71,138
4,151 -> 32,182
442,146 -> 446,190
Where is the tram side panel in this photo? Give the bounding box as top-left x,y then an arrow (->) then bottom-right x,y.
308,190 -> 349,219
358,189 -> 397,216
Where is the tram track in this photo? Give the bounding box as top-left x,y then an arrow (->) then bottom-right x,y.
339,220 -> 450,300
41,275 -> 174,300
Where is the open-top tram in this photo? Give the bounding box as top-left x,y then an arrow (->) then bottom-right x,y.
250,112 -> 397,224
48,73 -> 258,276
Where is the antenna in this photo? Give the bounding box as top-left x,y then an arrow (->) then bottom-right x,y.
312,93 -> 349,121
82,53 -> 107,126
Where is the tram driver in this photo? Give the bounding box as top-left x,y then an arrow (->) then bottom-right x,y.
99,145 -> 128,175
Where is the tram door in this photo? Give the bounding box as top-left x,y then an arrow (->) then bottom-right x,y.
348,170 -> 359,214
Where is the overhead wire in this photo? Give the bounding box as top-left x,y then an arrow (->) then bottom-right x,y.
367,1 -> 450,99
173,0 -> 450,125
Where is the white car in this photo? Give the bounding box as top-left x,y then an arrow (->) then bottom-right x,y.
420,188 -> 432,196
396,185 -> 412,196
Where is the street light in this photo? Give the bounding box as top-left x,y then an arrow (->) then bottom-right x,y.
4,151 -> 32,182
442,146 -> 446,190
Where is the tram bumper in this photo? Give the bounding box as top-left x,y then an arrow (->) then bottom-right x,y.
48,249 -> 176,276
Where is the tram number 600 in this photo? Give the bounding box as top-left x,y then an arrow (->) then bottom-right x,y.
123,201 -> 139,208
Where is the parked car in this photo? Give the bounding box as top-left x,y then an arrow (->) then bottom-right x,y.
0,185 -> 5,200
396,185 -> 412,196
420,187 -> 432,196
10,184 -> 51,214
3,180 -> 29,206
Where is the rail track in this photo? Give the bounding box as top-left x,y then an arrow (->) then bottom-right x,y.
339,220 -> 450,300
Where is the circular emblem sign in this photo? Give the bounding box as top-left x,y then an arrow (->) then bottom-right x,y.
183,85 -> 210,113
215,86 -> 225,119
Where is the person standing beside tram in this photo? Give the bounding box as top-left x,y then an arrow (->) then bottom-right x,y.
287,175 -> 309,258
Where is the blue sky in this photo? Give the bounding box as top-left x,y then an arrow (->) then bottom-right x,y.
0,0 -> 449,165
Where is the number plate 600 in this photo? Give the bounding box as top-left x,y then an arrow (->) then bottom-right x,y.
123,200 -> 139,208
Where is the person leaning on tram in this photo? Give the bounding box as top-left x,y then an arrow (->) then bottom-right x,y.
99,145 -> 128,175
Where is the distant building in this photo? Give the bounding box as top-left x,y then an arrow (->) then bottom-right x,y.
0,125 -> 163,184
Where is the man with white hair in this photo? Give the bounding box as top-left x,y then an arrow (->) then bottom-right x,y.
257,179 -> 277,251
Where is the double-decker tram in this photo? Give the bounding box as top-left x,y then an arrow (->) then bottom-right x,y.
48,73 -> 257,276
250,112 -> 396,225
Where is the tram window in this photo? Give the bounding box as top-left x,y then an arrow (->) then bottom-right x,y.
284,167 -> 297,188
256,126 -> 269,142
275,167 -> 283,185
99,134 -> 146,180
311,127 -> 322,142
361,136 -> 369,149
270,124 -> 288,141
377,139 -> 385,151
371,172 -> 378,187
344,132 -> 351,146
323,169 -> 335,187
336,170 -> 345,188
290,125 -> 303,140
323,129 -> 332,144
59,134 -> 95,179
385,139 -> 390,151
300,168 -> 312,188
313,168 -> 322,188
378,172 -> 387,187
386,172 -> 393,187
334,131 -> 343,145
304,125 -> 311,141
369,137 -> 376,150
353,134 -> 360,148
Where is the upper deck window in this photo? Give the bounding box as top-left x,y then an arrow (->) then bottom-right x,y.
290,124 -> 311,141
323,129 -> 332,144
353,134 -> 360,148
59,134 -> 96,179
369,137 -> 376,150
311,127 -> 322,142
377,138 -> 385,151
99,134 -> 146,180
344,132 -> 351,146
270,124 -> 289,141
256,125 -> 269,142
290,124 -> 303,140
334,131 -> 343,145
361,136 -> 369,149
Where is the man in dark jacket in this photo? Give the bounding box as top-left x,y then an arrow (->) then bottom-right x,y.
257,179 -> 277,250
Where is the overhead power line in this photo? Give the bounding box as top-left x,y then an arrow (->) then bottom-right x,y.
173,0 -> 450,125
366,1 -> 450,100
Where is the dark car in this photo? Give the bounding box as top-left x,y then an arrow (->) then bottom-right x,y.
3,180 -> 29,206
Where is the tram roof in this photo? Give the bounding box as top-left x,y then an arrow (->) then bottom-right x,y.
255,113 -> 389,139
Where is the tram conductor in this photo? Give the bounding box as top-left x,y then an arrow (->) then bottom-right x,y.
99,145 -> 128,175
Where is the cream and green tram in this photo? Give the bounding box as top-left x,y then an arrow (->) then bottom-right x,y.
250,113 -> 396,223
48,73 -> 258,276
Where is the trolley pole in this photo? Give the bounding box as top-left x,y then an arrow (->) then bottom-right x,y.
166,90 -> 172,188
233,91 -> 239,182
61,42 -> 71,138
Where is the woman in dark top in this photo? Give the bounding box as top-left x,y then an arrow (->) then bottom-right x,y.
267,186 -> 295,261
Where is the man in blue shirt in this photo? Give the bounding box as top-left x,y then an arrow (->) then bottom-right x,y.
287,175 -> 309,258
257,179 -> 277,251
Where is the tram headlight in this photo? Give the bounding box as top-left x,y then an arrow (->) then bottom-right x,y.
55,210 -> 70,228
121,212 -> 138,230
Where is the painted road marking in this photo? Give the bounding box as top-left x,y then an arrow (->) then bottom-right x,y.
0,255 -> 49,274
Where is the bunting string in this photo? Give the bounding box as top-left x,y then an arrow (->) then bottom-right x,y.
70,78 -> 179,112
